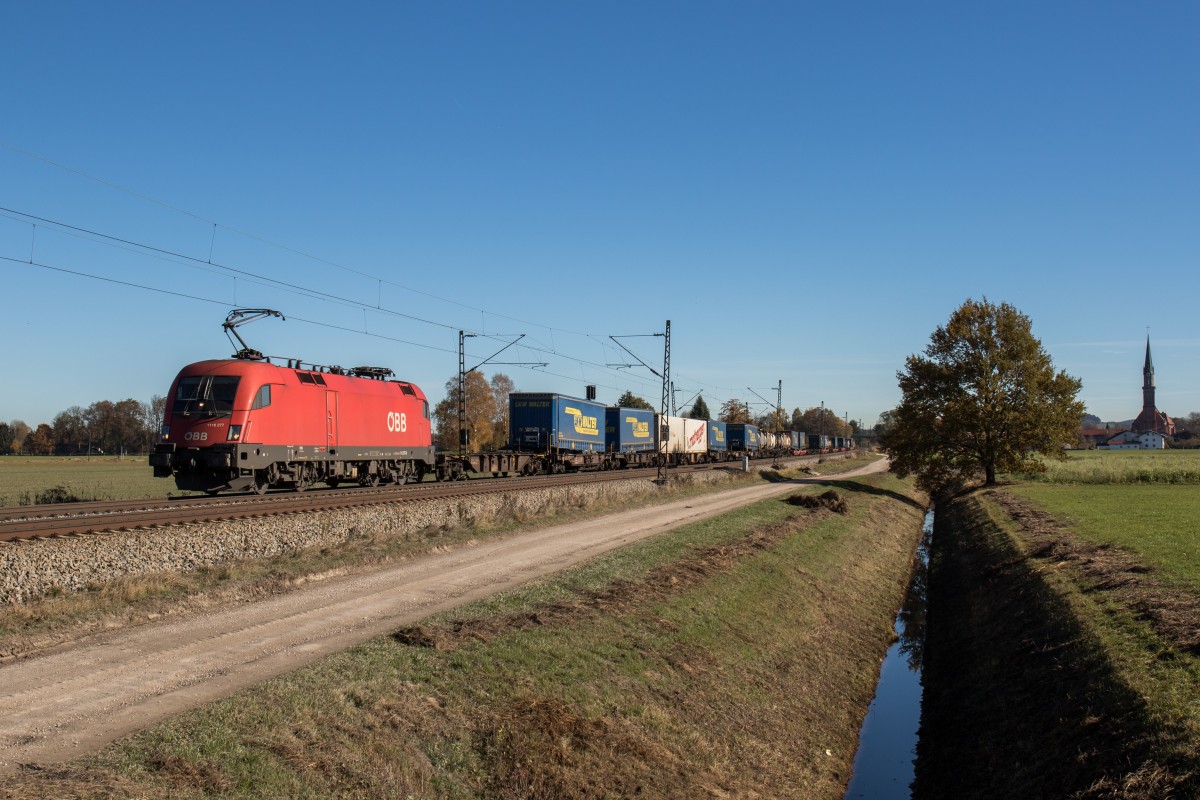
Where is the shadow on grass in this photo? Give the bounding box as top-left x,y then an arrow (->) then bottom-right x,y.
822,479 -> 927,511
914,493 -> 1198,799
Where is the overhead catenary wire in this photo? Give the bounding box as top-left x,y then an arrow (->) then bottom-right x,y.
1,253 -> 660,397
0,206 -> 668,394
0,140 -> 602,339
0,140 -> 754,406
1,206 -> 676,388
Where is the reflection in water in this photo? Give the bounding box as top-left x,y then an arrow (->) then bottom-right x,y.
844,510 -> 933,799
896,520 -> 931,671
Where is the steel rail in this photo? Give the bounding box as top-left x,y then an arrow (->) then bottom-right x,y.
0,455 -> 823,543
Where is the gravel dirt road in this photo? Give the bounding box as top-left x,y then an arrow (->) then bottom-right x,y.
0,460 -> 887,771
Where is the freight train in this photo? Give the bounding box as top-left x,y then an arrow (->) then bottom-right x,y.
150,316 -> 852,494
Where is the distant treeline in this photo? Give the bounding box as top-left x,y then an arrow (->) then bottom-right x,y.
1,396 -> 165,456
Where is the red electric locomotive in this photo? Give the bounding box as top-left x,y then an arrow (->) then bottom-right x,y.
150,311 -> 434,494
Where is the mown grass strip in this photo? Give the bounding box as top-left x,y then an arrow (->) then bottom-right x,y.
6,470 -> 926,799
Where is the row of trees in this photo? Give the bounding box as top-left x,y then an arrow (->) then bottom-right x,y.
428,376 -> 858,453
611,392 -> 855,436
1,397 -> 166,456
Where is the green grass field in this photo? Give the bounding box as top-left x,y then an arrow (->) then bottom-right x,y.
0,455 -> 192,506
1006,450 -> 1200,590
1007,483 -> 1200,592
1012,449 -> 1200,484
985,449 -> 1200,794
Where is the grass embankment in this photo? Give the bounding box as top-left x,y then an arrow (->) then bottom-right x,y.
6,468 -> 926,799
0,455 -> 192,506
916,452 -> 1200,798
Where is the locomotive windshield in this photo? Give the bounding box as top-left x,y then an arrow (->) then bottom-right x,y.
174,376 -> 241,416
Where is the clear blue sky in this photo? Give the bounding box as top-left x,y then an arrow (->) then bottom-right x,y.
2,2 -> 1197,429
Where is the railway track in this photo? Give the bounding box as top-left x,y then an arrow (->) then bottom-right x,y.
0,458 -> 794,543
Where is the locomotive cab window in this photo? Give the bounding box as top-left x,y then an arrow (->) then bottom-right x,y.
175,376 -> 240,416
251,385 -> 272,410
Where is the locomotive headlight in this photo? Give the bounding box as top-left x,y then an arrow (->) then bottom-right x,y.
160,424 -> 170,442
227,425 -> 242,442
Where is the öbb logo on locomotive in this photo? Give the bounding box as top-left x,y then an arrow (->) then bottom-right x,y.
184,431 -> 208,441
386,411 -> 407,433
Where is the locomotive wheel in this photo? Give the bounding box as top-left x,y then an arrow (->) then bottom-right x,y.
361,473 -> 380,488
251,472 -> 269,495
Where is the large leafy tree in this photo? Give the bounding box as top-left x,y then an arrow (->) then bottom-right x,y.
881,298 -> 1084,491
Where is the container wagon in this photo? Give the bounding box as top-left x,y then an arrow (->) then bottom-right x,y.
727,423 -> 761,453
509,392 -> 606,471
707,419 -> 728,459
660,415 -> 707,465
603,406 -> 657,468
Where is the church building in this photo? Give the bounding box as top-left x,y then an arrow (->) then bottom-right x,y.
1131,336 -> 1175,436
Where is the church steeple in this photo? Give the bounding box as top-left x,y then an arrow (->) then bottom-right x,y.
1132,335 -> 1173,436
1143,336 -> 1155,411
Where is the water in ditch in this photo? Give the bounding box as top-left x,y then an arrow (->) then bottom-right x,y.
843,508 -> 932,799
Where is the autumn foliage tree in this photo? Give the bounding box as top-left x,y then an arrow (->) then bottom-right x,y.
881,298 -> 1084,492
794,407 -> 848,438
432,372 -> 516,451
719,399 -> 751,423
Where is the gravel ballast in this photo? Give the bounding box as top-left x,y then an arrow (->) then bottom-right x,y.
0,470 -> 743,605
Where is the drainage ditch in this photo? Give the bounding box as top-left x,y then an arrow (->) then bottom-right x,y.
844,508 -> 932,799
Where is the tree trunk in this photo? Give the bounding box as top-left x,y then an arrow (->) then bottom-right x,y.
984,462 -> 997,485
